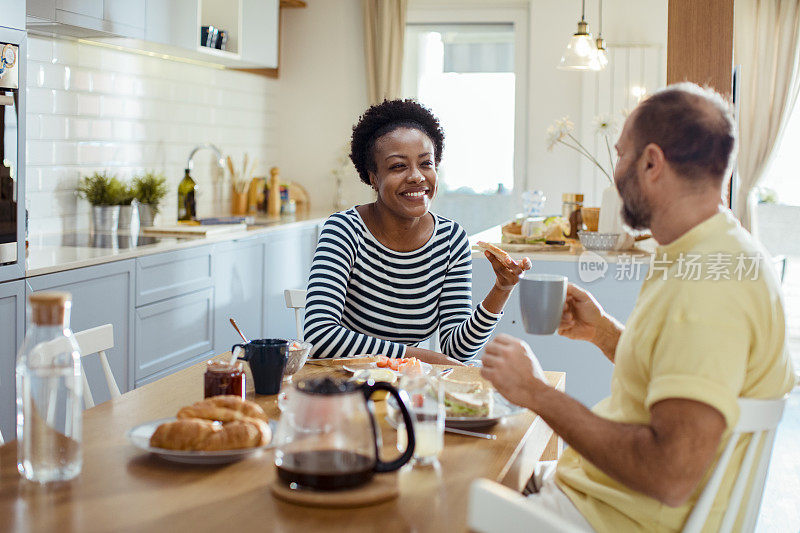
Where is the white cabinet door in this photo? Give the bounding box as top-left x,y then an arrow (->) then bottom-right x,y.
263,225 -> 318,339
144,0 -> 197,49
213,237 -> 264,353
104,0 -> 145,38
27,260 -> 136,404
0,279 -> 24,440
240,0 -> 279,68
0,0 -> 26,30
56,0 -> 102,18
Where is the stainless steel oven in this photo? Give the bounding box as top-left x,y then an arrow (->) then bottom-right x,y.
0,28 -> 24,281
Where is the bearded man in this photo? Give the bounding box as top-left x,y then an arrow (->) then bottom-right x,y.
481,83 -> 796,532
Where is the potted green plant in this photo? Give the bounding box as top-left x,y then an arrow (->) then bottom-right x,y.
77,172 -> 125,232
132,172 -> 168,227
117,182 -> 139,231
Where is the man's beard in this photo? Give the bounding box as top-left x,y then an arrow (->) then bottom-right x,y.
616,160 -> 652,231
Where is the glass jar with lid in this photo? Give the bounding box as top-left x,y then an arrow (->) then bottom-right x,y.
562,193 -> 585,239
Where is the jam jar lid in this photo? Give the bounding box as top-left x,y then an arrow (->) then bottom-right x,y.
296,376 -> 359,395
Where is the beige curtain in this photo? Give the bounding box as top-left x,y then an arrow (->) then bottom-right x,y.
734,0 -> 800,233
362,0 -> 408,104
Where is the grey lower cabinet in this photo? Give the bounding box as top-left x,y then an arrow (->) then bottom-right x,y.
0,279 -> 25,440
26,260 -> 136,406
133,245 -> 214,386
212,237 -> 265,354
263,225 -> 319,340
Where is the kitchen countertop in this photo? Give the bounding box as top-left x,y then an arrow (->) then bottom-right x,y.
468,224 -> 656,263
25,209 -> 335,277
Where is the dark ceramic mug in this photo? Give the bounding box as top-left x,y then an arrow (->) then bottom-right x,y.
234,338 -> 289,395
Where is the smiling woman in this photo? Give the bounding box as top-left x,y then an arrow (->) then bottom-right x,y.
303,100 -> 531,364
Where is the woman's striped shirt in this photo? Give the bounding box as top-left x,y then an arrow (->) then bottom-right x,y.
304,207 -> 502,361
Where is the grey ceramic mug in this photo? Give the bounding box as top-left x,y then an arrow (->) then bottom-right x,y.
519,274 -> 568,335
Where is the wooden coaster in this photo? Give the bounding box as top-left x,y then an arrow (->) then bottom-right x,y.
269,474 -> 399,508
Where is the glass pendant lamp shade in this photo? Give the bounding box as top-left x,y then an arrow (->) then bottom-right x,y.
595,37 -> 608,69
558,21 -> 601,71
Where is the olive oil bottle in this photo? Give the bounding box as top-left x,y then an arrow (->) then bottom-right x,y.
178,169 -> 197,221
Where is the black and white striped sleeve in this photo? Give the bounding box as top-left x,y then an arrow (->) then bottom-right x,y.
303,214 -> 408,359
437,225 -> 502,361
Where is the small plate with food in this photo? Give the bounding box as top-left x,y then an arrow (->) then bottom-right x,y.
342,355 -> 432,375
126,395 -> 275,464
386,374 -> 525,430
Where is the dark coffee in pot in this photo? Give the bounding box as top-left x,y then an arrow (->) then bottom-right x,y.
276,450 -> 374,491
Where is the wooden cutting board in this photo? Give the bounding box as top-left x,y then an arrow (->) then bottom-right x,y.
142,223 -> 247,236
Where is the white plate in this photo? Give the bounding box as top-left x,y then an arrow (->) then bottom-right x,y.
126,417 -> 275,465
342,361 -> 433,375
387,392 -> 525,430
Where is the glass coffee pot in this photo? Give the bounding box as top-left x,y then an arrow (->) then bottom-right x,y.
273,376 -> 415,491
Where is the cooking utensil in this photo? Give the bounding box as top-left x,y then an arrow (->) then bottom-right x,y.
444,427 -> 496,440
439,368 -> 454,377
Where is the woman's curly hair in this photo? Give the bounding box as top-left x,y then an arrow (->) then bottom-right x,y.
349,99 -> 445,185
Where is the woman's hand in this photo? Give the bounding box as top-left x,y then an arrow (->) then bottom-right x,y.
485,251 -> 532,291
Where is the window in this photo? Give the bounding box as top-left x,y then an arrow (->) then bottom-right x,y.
760,102 -> 800,206
402,9 -> 527,198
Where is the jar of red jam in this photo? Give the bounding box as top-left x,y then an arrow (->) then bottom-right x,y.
204,361 -> 245,399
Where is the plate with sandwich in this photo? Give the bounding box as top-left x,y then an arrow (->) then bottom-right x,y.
439,375 -> 525,429
386,372 -> 525,430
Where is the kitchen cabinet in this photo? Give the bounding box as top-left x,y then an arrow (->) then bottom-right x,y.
0,0 -> 26,31
27,0 -> 145,39
471,258 -> 644,408
212,236 -> 265,354
135,245 -> 213,307
134,287 -> 214,385
0,279 -> 24,440
262,225 -> 318,339
240,0 -> 279,68
144,0 -> 197,50
26,260 -> 136,406
133,244 -> 214,384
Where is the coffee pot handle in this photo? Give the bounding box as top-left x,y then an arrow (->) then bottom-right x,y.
363,382 -> 415,473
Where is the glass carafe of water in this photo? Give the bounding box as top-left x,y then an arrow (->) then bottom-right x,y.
16,291 -> 83,483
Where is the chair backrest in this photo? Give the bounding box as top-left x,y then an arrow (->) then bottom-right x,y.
468,478 -> 579,533
41,324 -> 119,410
284,289 -> 307,341
682,396 -> 788,533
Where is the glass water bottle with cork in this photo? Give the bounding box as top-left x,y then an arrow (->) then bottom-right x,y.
16,291 -> 83,483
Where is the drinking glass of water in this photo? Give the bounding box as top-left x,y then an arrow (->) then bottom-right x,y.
397,372 -> 444,467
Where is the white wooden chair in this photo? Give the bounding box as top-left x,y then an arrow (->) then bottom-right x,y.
74,324 -> 120,409
284,288 -> 441,351
284,289 -> 307,341
40,324 -> 120,410
468,396 -> 788,533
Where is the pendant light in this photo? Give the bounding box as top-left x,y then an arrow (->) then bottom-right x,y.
558,0 -> 601,71
595,0 -> 608,69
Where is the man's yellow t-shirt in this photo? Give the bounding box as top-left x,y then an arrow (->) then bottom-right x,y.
556,210 -> 796,532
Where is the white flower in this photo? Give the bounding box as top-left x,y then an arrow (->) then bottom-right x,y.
593,114 -> 618,136
545,117 -> 574,151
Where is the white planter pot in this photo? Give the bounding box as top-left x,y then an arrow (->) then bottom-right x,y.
598,186 -> 634,250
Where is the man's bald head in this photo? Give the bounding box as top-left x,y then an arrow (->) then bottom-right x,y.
629,83 -> 737,184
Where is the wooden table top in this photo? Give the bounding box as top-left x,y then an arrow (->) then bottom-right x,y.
0,357 -> 564,533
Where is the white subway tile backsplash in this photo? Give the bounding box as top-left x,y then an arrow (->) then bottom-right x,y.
26,36 -> 279,232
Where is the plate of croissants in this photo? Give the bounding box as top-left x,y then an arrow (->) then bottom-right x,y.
126,395 -> 275,464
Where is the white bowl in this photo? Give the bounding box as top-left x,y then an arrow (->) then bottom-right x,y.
283,340 -> 312,380
578,231 -> 619,251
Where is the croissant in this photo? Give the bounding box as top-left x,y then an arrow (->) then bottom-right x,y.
150,417 -> 271,451
150,395 -> 271,451
176,395 -> 267,423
